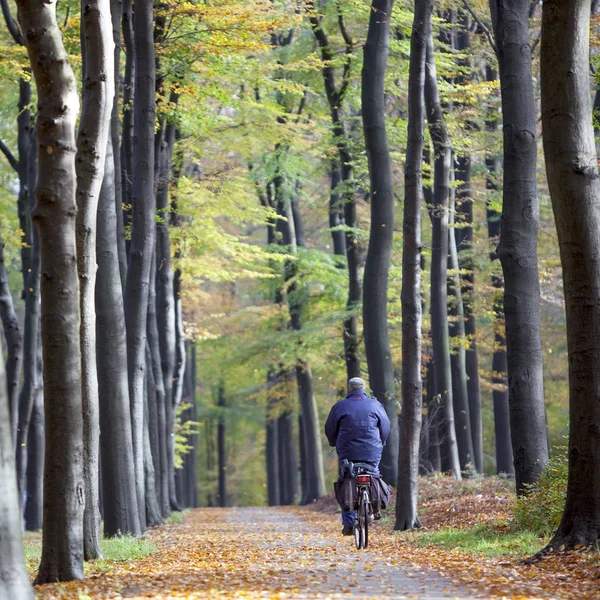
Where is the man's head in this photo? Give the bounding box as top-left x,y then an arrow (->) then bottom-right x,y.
348,377 -> 366,392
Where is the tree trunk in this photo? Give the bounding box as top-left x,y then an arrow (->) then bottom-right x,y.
143,364 -> 163,527
147,251 -> 170,517
15,139 -> 40,510
490,0 -> 549,494
448,187 -> 475,473
541,0 -> 600,549
217,382 -> 227,507
328,162 -> 346,257
124,0 -> 156,532
484,70 -> 515,476
395,0 -> 431,531
424,32 -> 461,479
155,107 -> 180,512
145,344 -> 161,506
0,331 -> 33,598
110,0 -> 127,284
77,0 -> 114,561
24,361 -> 44,531
361,0 -> 398,483
96,138 -> 141,537
266,368 -> 281,506
17,0 -> 85,583
120,0 -> 134,248
453,15 -> 483,476
278,408 -> 298,505
0,239 -> 22,444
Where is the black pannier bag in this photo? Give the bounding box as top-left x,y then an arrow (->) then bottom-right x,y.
370,475 -> 391,510
333,477 -> 357,511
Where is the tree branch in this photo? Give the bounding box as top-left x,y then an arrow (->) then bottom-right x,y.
337,2 -> 354,104
0,0 -> 24,45
0,139 -> 18,172
463,0 -> 496,53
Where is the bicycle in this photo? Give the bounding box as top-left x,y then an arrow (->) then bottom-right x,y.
352,463 -> 374,550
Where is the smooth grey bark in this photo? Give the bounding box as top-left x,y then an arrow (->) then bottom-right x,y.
77,0 -> 114,561
147,252 -> 170,517
361,0 -> 399,483
278,408 -> 298,505
424,33 -> 461,479
307,2 -> 361,380
24,360 -> 43,532
541,0 -> 600,549
124,0 -> 156,532
484,66 -> 515,476
0,330 -> 33,598
490,0 -> 549,494
454,157 -> 483,474
0,239 -> 22,442
395,0 -> 432,532
16,0 -> 84,583
448,186 -> 475,472
120,0 -> 134,245
143,364 -> 163,527
110,0 -> 127,284
15,129 -> 39,510
96,138 -> 141,537
155,107 -> 180,512
188,343 -> 198,507
452,10 -> 483,476
145,344 -> 161,506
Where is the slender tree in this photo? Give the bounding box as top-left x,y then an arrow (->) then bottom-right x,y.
0,330 -> 33,598
124,0 -> 156,531
424,32 -> 461,479
490,0 -> 549,493
361,0 -> 399,483
395,0 -> 433,531
96,141 -> 141,537
16,0 -> 84,583
76,0 -> 115,560
217,381 -> 227,507
541,0 -> 600,549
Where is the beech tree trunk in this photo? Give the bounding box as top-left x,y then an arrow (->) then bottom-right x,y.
24,361 -> 44,531
266,368 -> 281,506
143,366 -> 163,527
448,187 -> 475,473
217,382 -> 227,507
124,0 -> 156,532
361,0 -> 399,483
15,129 -> 40,509
490,0 -> 549,493
0,239 -> 22,443
484,66 -> 515,476
147,251 -> 170,517
0,332 -> 33,598
395,0 -> 432,532
424,32 -> 461,479
17,0 -> 85,583
278,408 -> 298,505
96,139 -> 141,537
77,0 -> 114,560
541,0 -> 600,549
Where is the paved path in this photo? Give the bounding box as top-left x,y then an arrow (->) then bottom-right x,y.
35,507 -> 479,599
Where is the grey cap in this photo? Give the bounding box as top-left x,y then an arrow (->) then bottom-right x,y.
348,377 -> 366,391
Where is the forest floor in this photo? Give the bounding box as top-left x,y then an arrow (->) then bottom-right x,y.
31,478 -> 600,599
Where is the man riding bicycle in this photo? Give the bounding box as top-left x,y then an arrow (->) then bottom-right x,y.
324,377 -> 391,536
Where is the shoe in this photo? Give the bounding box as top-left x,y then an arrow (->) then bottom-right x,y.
373,511 -> 381,521
342,525 -> 354,536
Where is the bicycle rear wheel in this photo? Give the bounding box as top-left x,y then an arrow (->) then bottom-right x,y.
361,491 -> 369,549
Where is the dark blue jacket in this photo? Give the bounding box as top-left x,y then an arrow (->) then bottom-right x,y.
324,390 -> 391,466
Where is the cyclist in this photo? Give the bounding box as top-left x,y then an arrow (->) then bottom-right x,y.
324,377 -> 391,536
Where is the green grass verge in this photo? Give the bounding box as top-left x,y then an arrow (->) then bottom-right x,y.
165,508 -> 189,525
404,523 -> 546,558
23,532 -> 157,578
